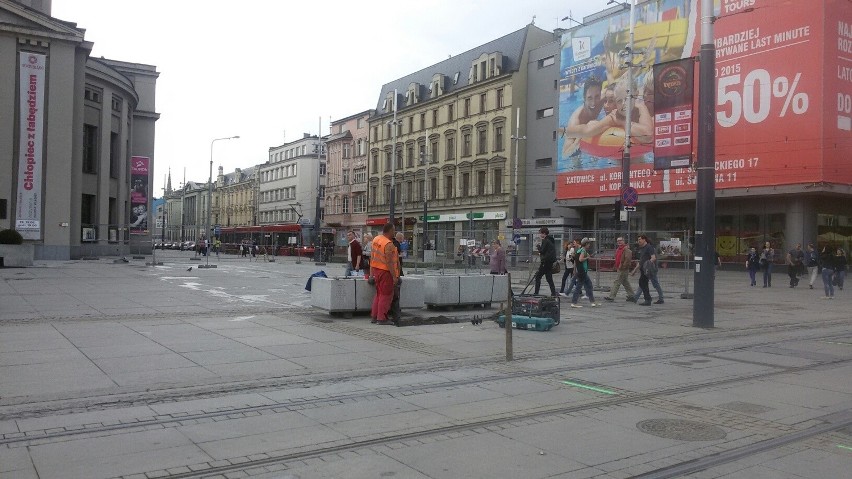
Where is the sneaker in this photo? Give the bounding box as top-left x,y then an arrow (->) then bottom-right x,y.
821,296 -> 831,300
640,301 -> 652,306
654,299 -> 664,304
590,302 -> 599,307
376,320 -> 392,325
559,292 -> 569,297
370,318 -> 378,324
603,297 -> 614,302
570,303 -> 583,308
809,285 -> 814,289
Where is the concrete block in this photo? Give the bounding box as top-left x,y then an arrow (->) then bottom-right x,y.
398,276 -> 424,309
310,277 -> 356,312
459,274 -> 493,304
491,274 -> 509,302
423,275 -> 460,306
0,244 -> 34,267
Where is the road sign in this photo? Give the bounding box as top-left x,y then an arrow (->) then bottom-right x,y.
621,187 -> 639,206
623,206 -> 637,212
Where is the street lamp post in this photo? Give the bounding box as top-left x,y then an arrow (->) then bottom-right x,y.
201,135 -> 239,269
510,107 -> 525,267
389,89 -> 398,224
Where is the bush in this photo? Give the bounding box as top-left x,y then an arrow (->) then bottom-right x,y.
0,229 -> 24,245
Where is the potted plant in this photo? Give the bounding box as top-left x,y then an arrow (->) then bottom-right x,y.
0,229 -> 34,267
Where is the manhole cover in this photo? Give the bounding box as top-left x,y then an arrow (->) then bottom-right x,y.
717,401 -> 774,415
636,419 -> 727,441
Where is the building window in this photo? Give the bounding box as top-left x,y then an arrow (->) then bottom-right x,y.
418,179 -> 425,200
430,177 -> 438,200
406,180 -> 414,202
83,124 -> 98,174
109,132 -> 120,179
370,186 -> 377,206
342,196 -> 350,214
447,104 -> 454,122
453,72 -> 460,84
319,163 -> 327,176
432,109 -> 438,127
493,169 -> 503,194
357,118 -> 364,129
385,151 -> 392,171
494,125 -> 504,151
462,132 -> 471,157
395,148 -> 403,170
81,194 -> 95,225
430,140 -> 439,163
462,173 -> 470,197
538,56 -> 555,68
480,93 -> 487,113
84,88 -> 101,103
373,126 -> 378,142
342,169 -> 350,185
372,152 -> 378,172
534,208 -> 552,217
536,107 -> 554,119
444,175 -> 454,198
497,88 -> 505,109
446,136 -> 455,160
408,116 -> 414,133
535,157 -> 553,168
111,95 -> 122,112
407,145 -> 414,168
477,129 -> 487,155
354,167 -> 367,183
384,185 -> 391,205
464,98 -> 471,117
477,170 -> 486,196
354,194 -> 367,213
343,143 -> 351,159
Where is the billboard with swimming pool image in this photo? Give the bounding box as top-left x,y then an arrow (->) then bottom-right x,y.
557,0 -> 834,200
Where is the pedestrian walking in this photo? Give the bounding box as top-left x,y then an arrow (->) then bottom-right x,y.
559,241 -> 575,294
786,243 -> 804,287
361,233 -> 372,275
489,240 -> 507,275
389,232 -> 406,323
761,241 -> 774,287
805,243 -> 819,289
819,245 -> 836,299
631,234 -> 657,306
570,238 -> 597,308
603,236 -> 636,302
345,230 -> 363,277
746,246 -> 760,286
533,227 -> 557,296
834,247 -> 847,291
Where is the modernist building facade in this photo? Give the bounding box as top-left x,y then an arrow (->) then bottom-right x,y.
261,134 -> 327,246
325,110 -> 373,243
553,0 -> 852,258
0,0 -> 158,259
367,24 -> 558,255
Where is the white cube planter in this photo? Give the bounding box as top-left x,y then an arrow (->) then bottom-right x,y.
423,274 -> 503,308
311,276 -> 424,314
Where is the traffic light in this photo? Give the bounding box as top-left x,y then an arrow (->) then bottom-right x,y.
613,199 -> 622,223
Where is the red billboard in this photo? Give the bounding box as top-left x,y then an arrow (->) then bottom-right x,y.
557,0 -> 840,200
824,0 -> 852,184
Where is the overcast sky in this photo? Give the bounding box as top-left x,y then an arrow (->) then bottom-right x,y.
53,0 -> 603,196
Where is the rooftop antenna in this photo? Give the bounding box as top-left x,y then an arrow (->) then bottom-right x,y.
531,15 -> 536,25
561,10 -> 585,27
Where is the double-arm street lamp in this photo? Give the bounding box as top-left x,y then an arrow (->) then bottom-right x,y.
201,135 -> 239,268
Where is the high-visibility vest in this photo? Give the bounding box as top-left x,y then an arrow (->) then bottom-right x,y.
371,235 -> 395,273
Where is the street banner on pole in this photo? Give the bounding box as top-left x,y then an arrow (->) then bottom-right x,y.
653,58 -> 695,170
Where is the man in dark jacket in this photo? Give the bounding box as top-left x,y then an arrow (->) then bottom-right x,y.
346,230 -> 363,277
534,227 -> 557,296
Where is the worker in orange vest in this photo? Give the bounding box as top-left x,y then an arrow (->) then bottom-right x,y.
369,223 -> 400,325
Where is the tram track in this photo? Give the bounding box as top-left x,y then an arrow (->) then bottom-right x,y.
2,327 -> 849,449
117,356 -> 852,479
0,314 -> 847,422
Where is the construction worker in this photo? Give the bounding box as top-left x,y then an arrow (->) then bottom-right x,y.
369,223 -> 400,325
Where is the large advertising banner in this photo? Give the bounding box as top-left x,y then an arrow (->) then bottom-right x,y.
130,156 -> 149,234
825,0 -> 852,184
16,52 -> 46,240
557,0 -> 827,200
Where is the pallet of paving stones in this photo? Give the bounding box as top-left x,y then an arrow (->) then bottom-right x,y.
494,314 -> 556,331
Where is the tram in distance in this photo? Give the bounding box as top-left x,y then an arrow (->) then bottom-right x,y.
217,224 -> 314,256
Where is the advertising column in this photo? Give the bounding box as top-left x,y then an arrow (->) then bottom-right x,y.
130,156 -> 150,234
15,52 -> 46,240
